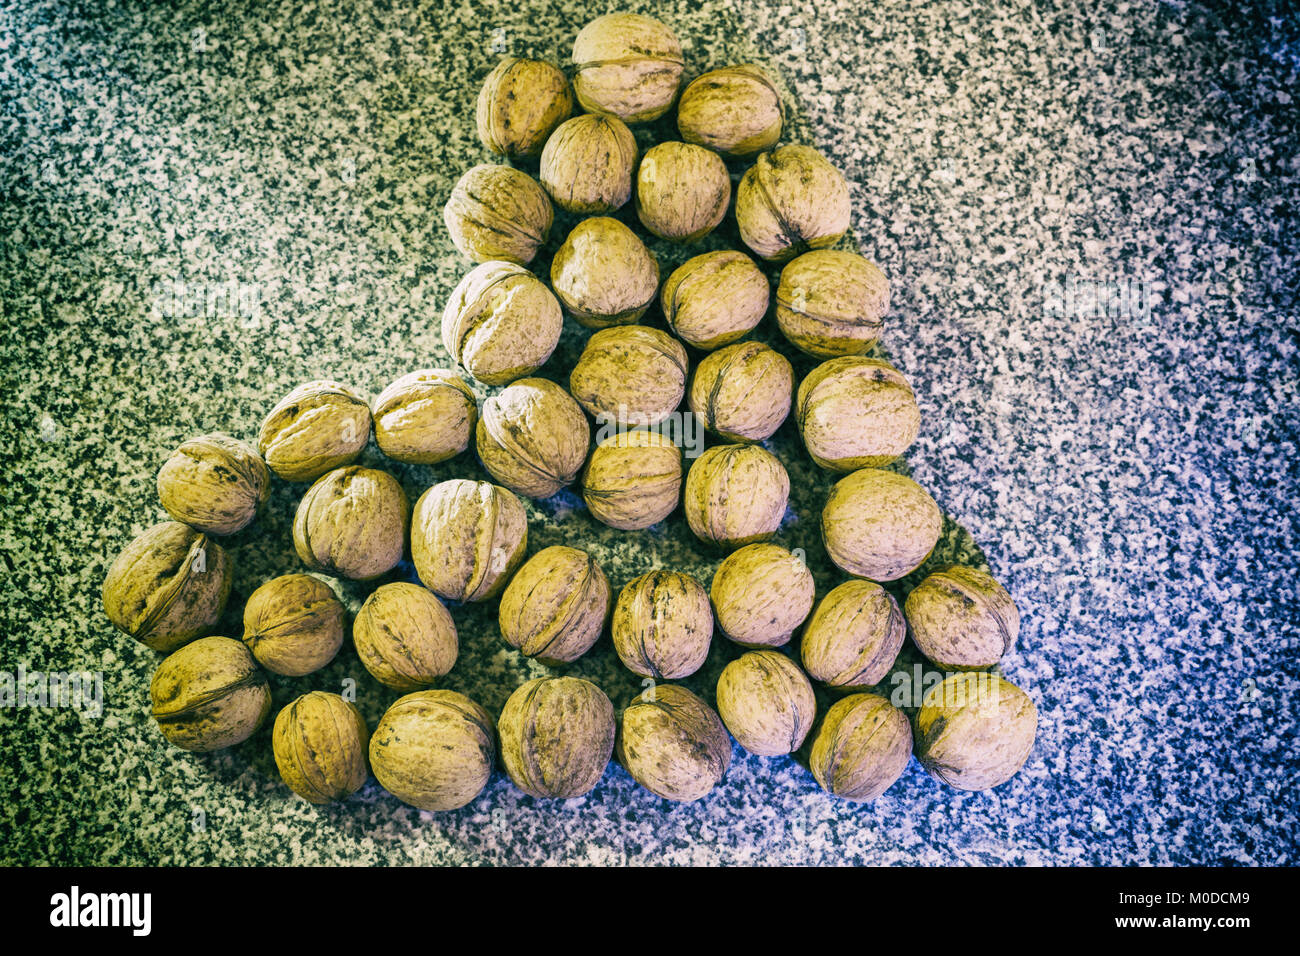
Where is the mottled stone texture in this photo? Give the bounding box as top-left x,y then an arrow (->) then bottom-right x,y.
0,0 -> 1295,865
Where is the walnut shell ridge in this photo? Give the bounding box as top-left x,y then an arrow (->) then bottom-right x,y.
616,684 -> 731,802
410,479 -> 528,602
292,466 -> 410,581
660,250 -> 769,350
257,380 -> 371,482
444,164 -> 553,265
149,636 -> 270,752
157,433 -> 270,535
272,691 -> 369,804
571,13 -> 684,123
689,341 -> 793,443
735,145 -> 851,262
808,693 -> 912,801
777,250 -> 890,357
796,356 -> 919,470
498,676 -> 615,799
442,261 -> 563,386
710,543 -> 815,648
539,113 -> 638,214
905,566 -> 1020,670
580,429 -> 683,531
476,57 -> 573,159
498,546 -> 610,665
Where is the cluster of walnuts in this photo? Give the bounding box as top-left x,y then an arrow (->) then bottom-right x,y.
102,12 -> 1036,811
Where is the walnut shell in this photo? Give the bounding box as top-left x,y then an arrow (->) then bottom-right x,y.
716,650 -> 815,756
241,573 -> 345,676
660,250 -> 769,350
635,142 -> 730,243
370,690 -> 496,811
777,251 -> 890,357
821,468 -> 941,581
475,378 -> 590,500
580,430 -> 683,531
800,580 -> 905,690
292,466 -> 410,581
683,444 -> 789,549
570,326 -> 688,428
735,145 -> 851,262
352,582 -> 458,691
157,433 -> 270,534
257,380 -> 371,482
372,369 -> 478,465
689,342 -> 792,443
550,217 -> 659,329
807,693 -> 912,801
571,13 -> 684,123
444,164 -> 553,265
796,357 -> 918,470
677,64 -> 784,157
498,676 -> 615,798
272,691 -> 369,804
102,521 -> 232,653
149,636 -> 270,752
539,113 -> 638,214
616,684 -> 731,802
905,566 -> 1019,670
498,546 -> 610,665
914,673 -> 1037,791
711,543 -> 814,648
442,261 -> 563,385
410,479 -> 528,602
476,57 -> 573,159
611,570 -> 713,679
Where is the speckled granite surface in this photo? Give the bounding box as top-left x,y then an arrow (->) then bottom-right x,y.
1,0 -> 1296,865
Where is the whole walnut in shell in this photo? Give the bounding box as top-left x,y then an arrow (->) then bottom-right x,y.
272,691 -> 369,804
410,479 -> 528,602
157,433 -> 270,535
905,566 -> 1019,670
352,582 -> 458,691
617,684 -> 731,802
580,430 -> 682,531
241,573 -> 345,676
716,650 -> 815,756
801,580 -> 905,690
689,342 -> 793,443
258,380 -> 371,482
476,378 -> 590,500
611,570 -> 713,679
777,251 -> 890,357
797,357 -> 919,470
807,693 -> 912,801
539,113 -> 637,214
660,250 -> 769,350
293,466 -> 410,581
498,546 -> 610,665
635,142 -> 730,243
736,145 -> 851,262
444,164 -> 552,265
822,468 -> 941,582
570,326 -> 688,428
914,673 -> 1037,791
476,57 -> 573,159
498,676 -> 615,799
684,444 -> 789,549
551,217 -> 659,329
443,261 -> 563,385
372,369 -> 478,465
571,13 -> 684,123
677,64 -> 784,157
149,636 -> 270,752
710,543 -> 815,647
102,521 -> 232,653
370,690 -> 496,811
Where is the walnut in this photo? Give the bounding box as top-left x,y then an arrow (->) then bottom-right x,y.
257,380 -> 371,482
635,142 -> 730,243
157,433 -> 270,535
571,13 -> 684,123
716,650 -> 815,756
241,573 -> 345,676
710,543 -> 814,647
821,468 -> 941,581
409,479 -> 528,602
660,250 -> 769,350
476,57 -> 573,159
569,325 -> 688,427
369,690 -> 496,811
497,546 -> 610,665
616,684 -> 731,802
688,341 -> 792,443
272,691 -> 369,804
800,580 -> 905,690
442,261 -> 563,385
735,145 -> 851,262
683,444 -> 789,549
476,378 -> 590,500
149,636 -> 270,752
580,429 -> 683,531
807,693 -> 912,801
498,676 -> 615,798
905,566 -> 1019,670
611,570 -> 713,679
444,164 -> 553,265
914,673 -> 1037,791
677,64 -> 784,157
292,466 -> 410,581
539,113 -> 638,214
352,582 -> 458,691
776,251 -> 890,357
372,369 -> 478,465
796,356 -> 919,470
550,217 -> 659,329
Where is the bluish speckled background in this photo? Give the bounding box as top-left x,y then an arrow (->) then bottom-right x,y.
1,0 -> 1296,865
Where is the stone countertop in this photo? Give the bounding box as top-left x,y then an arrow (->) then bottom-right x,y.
1,0 -> 1295,865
